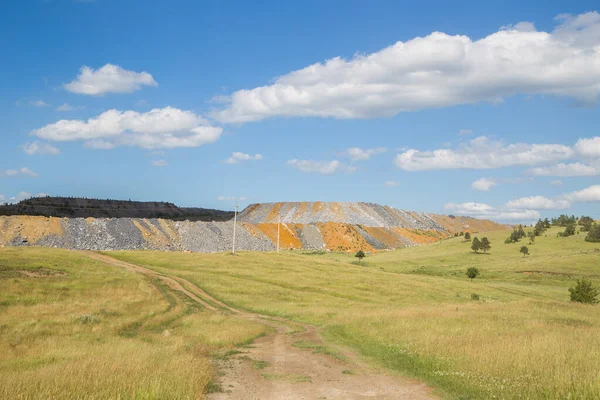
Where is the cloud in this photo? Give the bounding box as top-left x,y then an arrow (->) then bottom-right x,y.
64,64 -> 158,95
395,136 -> 573,171
224,152 -> 263,164
31,107 -> 222,150
29,100 -> 51,107
526,162 -> 599,177
384,180 -> 400,187
56,103 -> 85,112
212,12 -> 600,123
444,202 -> 540,222
343,147 -> 387,161
0,168 -> 38,178
287,159 -> 356,175
564,185 -> 600,203
574,136 -> 600,158
458,129 -> 473,136
505,196 -> 571,210
471,177 -> 496,191
152,160 -> 168,167
21,141 -> 60,156
551,180 -> 563,185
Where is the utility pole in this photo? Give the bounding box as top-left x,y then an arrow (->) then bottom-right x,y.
277,214 -> 281,253
232,202 -> 238,254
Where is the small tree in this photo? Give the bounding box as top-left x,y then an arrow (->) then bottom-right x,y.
480,237 -> 491,254
464,232 -> 471,241
466,267 -> 480,282
355,250 -> 366,261
471,237 -> 481,253
563,223 -> 576,237
517,225 -> 526,239
527,231 -> 535,244
585,223 -> 600,243
569,279 -> 599,304
520,245 -> 529,256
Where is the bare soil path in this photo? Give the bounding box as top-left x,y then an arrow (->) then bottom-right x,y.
85,251 -> 437,400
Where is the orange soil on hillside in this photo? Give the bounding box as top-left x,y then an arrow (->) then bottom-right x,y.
318,222 -> 373,253
241,223 -> 264,239
266,203 -> 284,223
132,220 -> 172,249
254,223 -> 303,249
363,227 -> 408,248
0,216 -> 64,245
431,215 -> 508,234
390,228 -> 446,245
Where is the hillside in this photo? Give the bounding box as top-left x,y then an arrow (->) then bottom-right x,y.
0,201 -> 507,252
0,196 -> 234,221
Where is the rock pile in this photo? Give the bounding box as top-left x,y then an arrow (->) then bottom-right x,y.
0,202 -> 508,253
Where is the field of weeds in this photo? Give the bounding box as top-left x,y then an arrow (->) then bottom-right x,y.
0,248 -> 268,399
108,226 -> 600,399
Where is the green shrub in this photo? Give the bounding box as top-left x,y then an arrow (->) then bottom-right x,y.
569,279 -> 599,304
466,267 -> 480,282
471,293 -> 480,301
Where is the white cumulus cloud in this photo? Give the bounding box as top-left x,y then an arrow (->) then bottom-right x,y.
564,185 -> 600,203
471,177 -> 497,191
395,136 -> 573,171
444,202 -> 540,222
30,107 -> 222,150
526,162 -> 599,177
458,129 -> 473,136
224,152 -> 263,164
64,64 -> 158,95
344,147 -> 387,161
384,180 -> 400,187
504,196 -> 571,210
152,160 -> 168,167
213,12 -> 600,123
287,159 -> 356,175
574,136 -> 600,158
21,141 -> 60,156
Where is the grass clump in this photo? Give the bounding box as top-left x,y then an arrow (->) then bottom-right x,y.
292,340 -> 346,361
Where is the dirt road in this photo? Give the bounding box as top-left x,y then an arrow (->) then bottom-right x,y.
86,251 -> 436,400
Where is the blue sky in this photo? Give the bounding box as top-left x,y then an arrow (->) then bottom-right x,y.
1,0 -> 599,222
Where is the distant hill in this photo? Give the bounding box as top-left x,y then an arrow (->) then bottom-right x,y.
0,196 -> 234,221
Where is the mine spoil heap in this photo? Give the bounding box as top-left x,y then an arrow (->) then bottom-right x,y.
0,201 -> 507,253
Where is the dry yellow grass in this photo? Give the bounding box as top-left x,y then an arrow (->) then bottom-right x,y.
0,247 -> 268,399
109,228 -> 600,399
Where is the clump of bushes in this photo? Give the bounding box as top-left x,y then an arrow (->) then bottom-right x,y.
569,279 -> 598,304
585,223 -> 600,243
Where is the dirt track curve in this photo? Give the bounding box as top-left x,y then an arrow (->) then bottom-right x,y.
86,251 -> 436,400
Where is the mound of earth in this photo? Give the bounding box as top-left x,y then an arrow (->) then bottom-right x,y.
0,196 -> 233,221
0,202 -> 507,253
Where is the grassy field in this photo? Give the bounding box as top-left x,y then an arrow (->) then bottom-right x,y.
105,227 -> 600,399
0,247 -> 268,399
